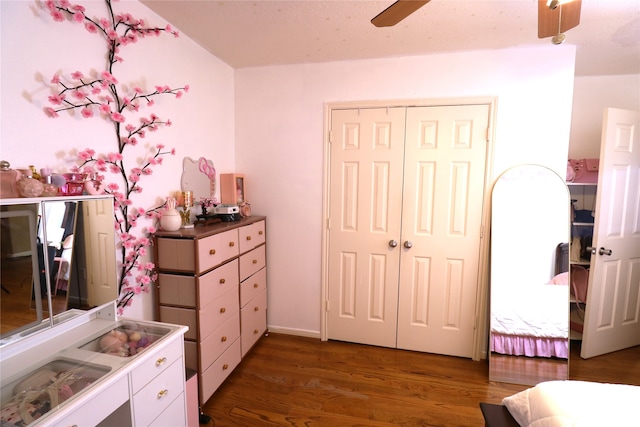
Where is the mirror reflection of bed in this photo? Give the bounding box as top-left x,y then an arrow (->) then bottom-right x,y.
489,164 -> 570,386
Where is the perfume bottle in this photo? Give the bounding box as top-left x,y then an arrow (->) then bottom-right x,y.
0,160 -> 20,198
16,168 -> 44,198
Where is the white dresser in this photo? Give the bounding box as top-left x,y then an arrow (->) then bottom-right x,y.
154,216 -> 267,406
0,302 -> 188,427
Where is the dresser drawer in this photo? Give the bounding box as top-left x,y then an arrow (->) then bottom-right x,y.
198,285 -> 239,341
184,340 -> 198,371
200,338 -> 241,405
133,358 -> 185,427
158,273 -> 196,307
157,237 -> 196,272
239,220 -> 266,253
160,306 -> 197,341
199,259 -> 239,308
130,335 -> 184,393
196,229 -> 239,273
239,245 -> 266,282
200,311 -> 240,372
241,289 -> 267,357
240,266 -> 267,308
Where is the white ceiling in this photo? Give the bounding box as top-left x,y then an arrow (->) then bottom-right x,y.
141,0 -> 640,76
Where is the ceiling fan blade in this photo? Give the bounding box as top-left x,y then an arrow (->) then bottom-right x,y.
371,0 -> 431,28
538,0 -> 582,38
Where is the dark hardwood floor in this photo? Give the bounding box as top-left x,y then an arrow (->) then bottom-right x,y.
201,334 -> 639,426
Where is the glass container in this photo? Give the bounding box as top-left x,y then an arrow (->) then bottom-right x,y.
0,161 -> 20,198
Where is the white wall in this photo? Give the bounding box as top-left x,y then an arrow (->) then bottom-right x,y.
569,74 -> 640,158
1,0 -> 235,319
235,46 -> 577,336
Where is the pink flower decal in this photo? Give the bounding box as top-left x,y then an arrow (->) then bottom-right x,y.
43,0 -> 188,314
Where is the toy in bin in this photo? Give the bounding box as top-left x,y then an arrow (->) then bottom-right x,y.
98,327 -> 156,357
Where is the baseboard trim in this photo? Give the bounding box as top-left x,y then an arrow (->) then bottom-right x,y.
267,326 -> 321,339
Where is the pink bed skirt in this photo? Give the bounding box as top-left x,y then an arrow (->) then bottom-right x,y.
491,332 -> 568,359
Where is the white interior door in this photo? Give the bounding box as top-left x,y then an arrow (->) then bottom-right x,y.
581,108 -> 640,359
327,107 -> 406,347
84,198 -> 118,307
327,104 -> 491,357
396,105 -> 490,357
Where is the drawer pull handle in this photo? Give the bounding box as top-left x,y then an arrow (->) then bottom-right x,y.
220,307 -> 226,313
254,306 -> 259,312
155,357 -> 167,367
157,389 -> 169,399
210,249 -> 216,255
220,278 -> 226,284
259,230 -> 263,235
252,259 -> 258,264
254,329 -> 259,334
221,336 -> 227,342
223,364 -> 229,370
246,236 -> 252,241
253,283 -> 259,288
229,241 -> 235,247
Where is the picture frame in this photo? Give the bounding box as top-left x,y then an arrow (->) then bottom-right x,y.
220,173 -> 245,205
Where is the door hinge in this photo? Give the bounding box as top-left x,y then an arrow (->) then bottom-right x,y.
325,300 -> 330,312
329,130 -> 333,143
480,226 -> 484,239
486,125 -> 492,143
327,218 -> 331,230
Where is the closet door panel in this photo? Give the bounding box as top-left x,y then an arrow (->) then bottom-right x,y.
327,107 -> 406,348
397,105 -> 490,357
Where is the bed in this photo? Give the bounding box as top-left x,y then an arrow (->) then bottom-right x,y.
480,380 -> 640,426
490,275 -> 569,359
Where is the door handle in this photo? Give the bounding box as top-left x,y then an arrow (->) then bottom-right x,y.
598,247 -> 613,256
586,246 -> 596,255
404,241 -> 413,249
389,240 -> 398,248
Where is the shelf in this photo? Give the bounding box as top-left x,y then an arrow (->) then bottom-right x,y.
570,259 -> 591,266
567,182 -> 597,186
572,222 -> 594,226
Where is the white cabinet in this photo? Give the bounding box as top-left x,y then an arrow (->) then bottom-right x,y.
154,216 -> 267,406
0,302 -> 188,427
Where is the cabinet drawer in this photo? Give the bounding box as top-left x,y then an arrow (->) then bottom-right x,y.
51,375 -> 129,427
241,289 -> 267,357
199,259 -> 239,308
200,338 -> 241,405
200,311 -> 240,372
196,229 -> 239,273
133,358 -> 185,427
160,306 -> 197,341
239,220 -> 266,253
130,336 -> 184,392
198,285 -> 239,341
158,273 -> 196,307
148,390 -> 186,427
239,245 -> 266,282
157,237 -> 196,272
240,266 -> 267,308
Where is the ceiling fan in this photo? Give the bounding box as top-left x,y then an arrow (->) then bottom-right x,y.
371,0 -> 582,44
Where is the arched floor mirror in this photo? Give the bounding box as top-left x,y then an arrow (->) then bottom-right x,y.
489,164 -> 570,386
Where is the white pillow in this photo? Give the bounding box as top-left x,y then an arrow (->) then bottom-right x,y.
502,380 -> 640,427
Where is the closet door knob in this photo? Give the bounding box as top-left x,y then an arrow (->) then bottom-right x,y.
586,246 -> 597,254
389,240 -> 398,248
404,241 -> 413,249
599,247 -> 613,256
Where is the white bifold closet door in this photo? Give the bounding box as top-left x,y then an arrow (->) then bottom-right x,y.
327,104 -> 490,358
